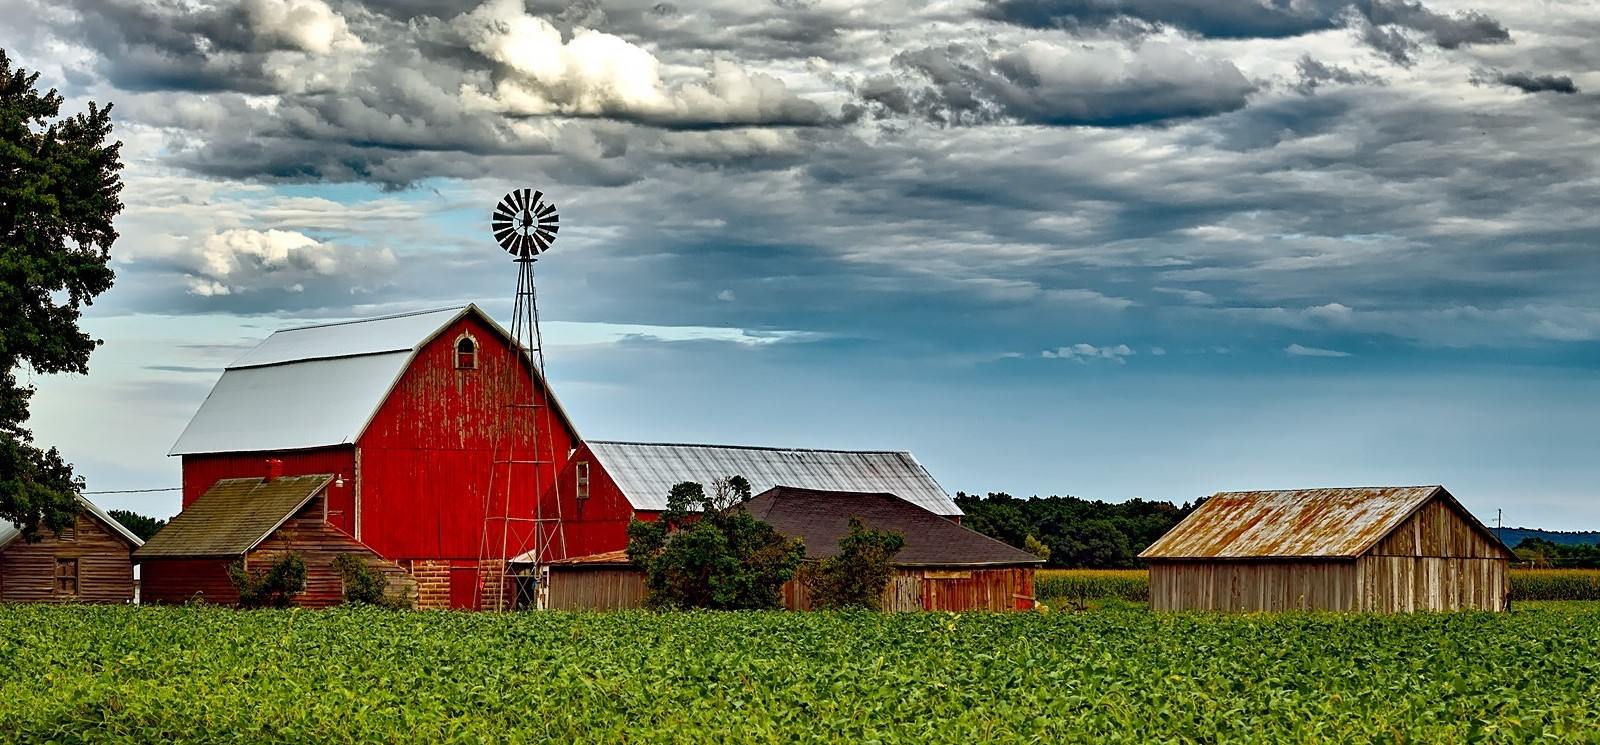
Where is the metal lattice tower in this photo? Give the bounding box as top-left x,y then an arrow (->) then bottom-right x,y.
478,188 -> 565,611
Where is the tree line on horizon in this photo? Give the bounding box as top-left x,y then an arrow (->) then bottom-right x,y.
954,492 -> 1206,569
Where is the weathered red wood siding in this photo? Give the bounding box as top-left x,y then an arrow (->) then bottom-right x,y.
548,442 -> 642,558
141,558 -> 238,605
0,512 -> 137,603
246,491 -> 415,609
356,314 -> 576,563
181,448 -> 357,535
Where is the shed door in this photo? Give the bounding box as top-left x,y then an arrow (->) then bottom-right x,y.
449,564 -> 480,610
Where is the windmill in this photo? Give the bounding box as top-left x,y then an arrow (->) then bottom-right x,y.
479,188 -> 565,610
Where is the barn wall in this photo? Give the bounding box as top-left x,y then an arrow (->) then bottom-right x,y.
1355,556 -> 1506,612
140,558 -> 238,605
358,314 -> 577,562
181,448 -> 357,535
0,512 -> 136,604
1149,560 -> 1358,612
547,443 -> 642,558
545,567 -> 648,610
1370,498 -> 1508,559
246,492 -> 415,609
546,565 -> 1033,612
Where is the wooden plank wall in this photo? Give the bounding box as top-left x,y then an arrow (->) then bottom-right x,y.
1370,499 -> 1507,559
543,566 -> 1034,612
1355,556 -> 1506,612
0,512 -> 135,604
1149,561 -> 1357,612
247,492 -> 416,609
544,568 -> 647,610
140,558 -> 238,605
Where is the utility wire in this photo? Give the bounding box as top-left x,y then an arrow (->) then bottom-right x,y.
82,487 -> 182,495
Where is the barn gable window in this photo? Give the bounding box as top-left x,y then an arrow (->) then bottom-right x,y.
455,335 -> 478,370
575,461 -> 590,501
55,558 -> 78,597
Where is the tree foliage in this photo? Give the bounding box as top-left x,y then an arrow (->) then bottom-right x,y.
0,49 -> 122,540
804,517 -> 905,610
626,475 -> 806,610
106,509 -> 165,541
954,492 -> 1205,568
229,553 -> 307,609
1514,538 -> 1600,569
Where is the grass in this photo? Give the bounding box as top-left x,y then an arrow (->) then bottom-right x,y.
3,603 -> 1600,742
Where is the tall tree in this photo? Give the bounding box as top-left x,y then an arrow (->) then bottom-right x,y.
0,49 -> 122,539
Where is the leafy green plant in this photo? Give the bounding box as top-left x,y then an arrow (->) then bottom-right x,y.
1036,569 -> 1150,603
331,554 -> 411,609
626,476 -> 806,609
804,517 -> 904,610
228,553 -> 306,609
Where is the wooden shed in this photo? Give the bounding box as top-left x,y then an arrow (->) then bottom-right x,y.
0,495 -> 143,603
545,486 -> 1042,611
136,474 -> 413,607
1140,485 -> 1513,612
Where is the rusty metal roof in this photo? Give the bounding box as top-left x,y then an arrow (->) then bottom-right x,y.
134,475 -> 331,558
1140,485 -> 1457,559
544,549 -> 632,567
171,305 -> 580,456
587,441 -> 961,516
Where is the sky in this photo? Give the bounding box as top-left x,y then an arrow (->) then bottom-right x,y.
3,0 -> 1598,526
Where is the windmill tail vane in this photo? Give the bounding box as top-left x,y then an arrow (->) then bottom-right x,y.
491,188 -> 560,260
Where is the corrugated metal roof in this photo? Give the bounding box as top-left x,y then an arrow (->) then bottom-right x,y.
544,549 -> 632,566
229,307 -> 465,369
171,352 -> 412,455
170,305 -> 580,456
0,494 -> 144,550
134,475 -> 330,558
746,487 -> 1041,566
1140,485 -> 1447,559
587,441 -> 961,515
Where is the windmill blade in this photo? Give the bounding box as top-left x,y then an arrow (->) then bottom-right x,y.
530,190 -> 544,208
536,202 -> 558,217
535,228 -> 557,245
532,234 -> 550,253
519,188 -> 532,216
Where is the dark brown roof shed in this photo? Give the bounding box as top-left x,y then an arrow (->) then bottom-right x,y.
743,486 -> 1043,567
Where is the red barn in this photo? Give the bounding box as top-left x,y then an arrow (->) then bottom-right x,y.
542,440 -> 963,559
152,306 -> 580,609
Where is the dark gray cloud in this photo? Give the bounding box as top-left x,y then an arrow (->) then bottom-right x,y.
1292,55 -> 1385,94
1484,70 -> 1580,95
980,0 -> 1510,62
857,40 -> 1257,126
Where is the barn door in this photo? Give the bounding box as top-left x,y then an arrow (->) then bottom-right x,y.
449,563 -> 480,610
889,574 -> 921,612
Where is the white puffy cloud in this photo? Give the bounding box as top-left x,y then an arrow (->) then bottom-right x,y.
453,0 -> 824,126
244,0 -> 361,55
152,228 -> 397,297
1042,343 -> 1136,363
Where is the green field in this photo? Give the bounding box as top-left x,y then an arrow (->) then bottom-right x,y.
4,603 -> 1600,742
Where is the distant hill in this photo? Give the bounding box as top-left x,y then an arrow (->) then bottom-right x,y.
1492,527 -> 1600,548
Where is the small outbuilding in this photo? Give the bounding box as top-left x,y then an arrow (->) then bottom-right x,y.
1140,485 -> 1513,612
545,486 -> 1042,612
0,495 -> 143,603
137,474 -> 413,607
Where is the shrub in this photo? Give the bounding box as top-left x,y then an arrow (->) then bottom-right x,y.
627,476 -> 806,610
332,555 -> 412,609
228,553 -> 306,608
805,518 -> 905,610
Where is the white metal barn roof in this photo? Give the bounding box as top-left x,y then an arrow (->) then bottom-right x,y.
586,441 -> 963,516
170,305 -> 577,456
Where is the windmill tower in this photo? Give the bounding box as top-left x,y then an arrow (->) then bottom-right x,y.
478,188 -> 566,610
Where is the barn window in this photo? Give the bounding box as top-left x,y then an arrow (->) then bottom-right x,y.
55,558 -> 78,597
575,461 -> 590,501
455,335 -> 478,369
